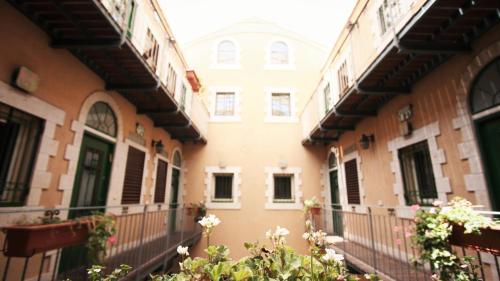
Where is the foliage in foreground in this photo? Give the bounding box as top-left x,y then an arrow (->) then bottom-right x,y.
412,197 -> 498,281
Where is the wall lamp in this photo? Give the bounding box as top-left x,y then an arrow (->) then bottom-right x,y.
359,134 -> 375,149
152,139 -> 164,154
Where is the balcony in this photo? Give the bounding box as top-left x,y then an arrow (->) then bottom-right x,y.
0,205 -> 201,280
6,0 -> 208,143
301,0 -> 500,144
319,205 -> 500,280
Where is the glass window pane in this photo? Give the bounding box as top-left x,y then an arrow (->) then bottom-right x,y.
270,41 -> 289,65
274,175 -> 292,201
271,93 -> 290,117
215,92 -> 235,116
214,174 -> 233,200
217,41 -> 236,64
471,58 -> 500,114
85,102 -> 117,137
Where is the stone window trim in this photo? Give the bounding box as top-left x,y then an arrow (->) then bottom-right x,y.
211,38 -> 241,70
264,167 -> 303,210
264,87 -> 298,123
388,122 -> 450,218
265,39 -> 296,70
452,42 -> 500,212
204,166 -> 242,209
208,86 -> 242,122
0,81 -> 65,209
338,150 -> 366,213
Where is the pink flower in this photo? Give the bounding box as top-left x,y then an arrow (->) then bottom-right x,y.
393,226 -> 400,232
107,235 -> 117,245
395,238 -> 402,245
405,231 -> 412,238
411,204 -> 420,211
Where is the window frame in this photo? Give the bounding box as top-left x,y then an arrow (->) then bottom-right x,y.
213,174 -> 234,202
273,174 -> 294,203
204,166 -> 241,209
265,39 -> 295,70
212,39 -> 240,69
265,167 -> 303,210
265,88 -> 298,123
209,87 -> 241,122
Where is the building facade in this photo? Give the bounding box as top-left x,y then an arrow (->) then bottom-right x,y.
182,19 -> 328,257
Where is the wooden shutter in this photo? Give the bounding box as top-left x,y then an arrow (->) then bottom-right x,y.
344,159 -> 360,204
154,159 -> 168,203
121,147 -> 145,204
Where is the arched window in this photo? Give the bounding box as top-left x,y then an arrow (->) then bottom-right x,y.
85,102 -> 117,137
270,41 -> 289,65
328,153 -> 337,170
173,150 -> 182,168
470,57 -> 500,114
217,40 -> 237,64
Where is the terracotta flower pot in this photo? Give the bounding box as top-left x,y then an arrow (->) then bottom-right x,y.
449,223 -> 500,255
309,207 -> 321,215
2,220 -> 91,257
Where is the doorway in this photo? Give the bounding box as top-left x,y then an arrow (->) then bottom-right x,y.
328,153 -> 343,236
169,151 -> 182,233
477,115 -> 500,211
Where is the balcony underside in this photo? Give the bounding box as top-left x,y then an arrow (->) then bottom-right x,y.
305,0 -> 500,145
7,0 -> 206,143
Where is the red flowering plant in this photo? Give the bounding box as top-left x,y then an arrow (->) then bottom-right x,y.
86,213 -> 117,265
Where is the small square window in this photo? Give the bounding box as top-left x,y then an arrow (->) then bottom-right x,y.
273,175 -> 293,202
271,93 -> 291,117
214,174 -> 233,202
215,92 -> 235,116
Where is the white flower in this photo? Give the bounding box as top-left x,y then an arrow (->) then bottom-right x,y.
275,226 -> 289,236
177,245 -> 189,256
265,230 -> 272,239
433,200 -> 443,207
429,207 -> 436,214
198,214 -> 221,229
322,248 -> 344,262
302,232 -> 310,240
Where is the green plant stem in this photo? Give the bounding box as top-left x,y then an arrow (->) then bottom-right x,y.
310,248 -> 314,280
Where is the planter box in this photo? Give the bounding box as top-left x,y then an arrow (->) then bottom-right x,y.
2,220 -> 91,257
309,207 -> 321,215
449,224 -> 500,255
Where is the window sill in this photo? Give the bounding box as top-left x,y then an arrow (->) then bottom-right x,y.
265,201 -> 302,210
210,64 -> 241,70
264,64 -> 296,71
206,201 -> 241,209
210,116 -> 241,123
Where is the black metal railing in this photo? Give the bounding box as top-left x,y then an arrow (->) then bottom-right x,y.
0,204 -> 202,281
320,205 -> 500,281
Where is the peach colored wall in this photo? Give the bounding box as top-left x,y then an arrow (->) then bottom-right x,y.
182,20 -> 329,258
0,2 -> 183,209
330,26 -> 500,211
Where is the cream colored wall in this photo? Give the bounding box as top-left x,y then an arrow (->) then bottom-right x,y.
182,20 -> 329,257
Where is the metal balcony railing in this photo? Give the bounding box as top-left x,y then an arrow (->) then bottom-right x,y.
319,205 -> 500,281
0,204 -> 202,281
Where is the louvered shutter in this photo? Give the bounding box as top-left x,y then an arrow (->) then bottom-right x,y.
154,159 -> 168,203
121,147 -> 145,204
344,159 -> 360,204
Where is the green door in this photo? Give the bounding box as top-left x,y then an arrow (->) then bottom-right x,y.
329,170 -> 343,236
59,134 -> 114,274
477,116 -> 500,211
169,168 -> 181,233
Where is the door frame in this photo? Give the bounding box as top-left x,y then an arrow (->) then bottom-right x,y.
474,110 -> 500,211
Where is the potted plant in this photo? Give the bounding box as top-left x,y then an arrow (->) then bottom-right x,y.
189,201 -> 207,223
304,197 -> 322,215
2,211 -> 116,261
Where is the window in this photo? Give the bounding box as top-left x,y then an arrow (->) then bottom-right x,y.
271,93 -> 291,117
154,159 -> 168,203
328,152 -> 337,170
215,92 -> 235,116
273,175 -> 293,202
217,40 -> 237,65
85,102 -> 117,137
470,57 -> 500,114
121,146 -> 145,204
377,0 -> 401,36
214,174 -> 233,201
337,60 -> 350,95
126,0 -> 137,38
270,41 -> 289,65
0,103 -> 44,206
143,29 -> 159,71
344,159 -> 360,205
398,141 -> 437,206
167,64 -> 177,95
323,83 -> 332,114
173,150 -> 182,168
179,84 -> 187,110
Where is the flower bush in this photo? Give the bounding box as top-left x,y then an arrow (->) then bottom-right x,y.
86,213 -> 117,264
412,197 -> 497,281
149,217 -> 358,281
